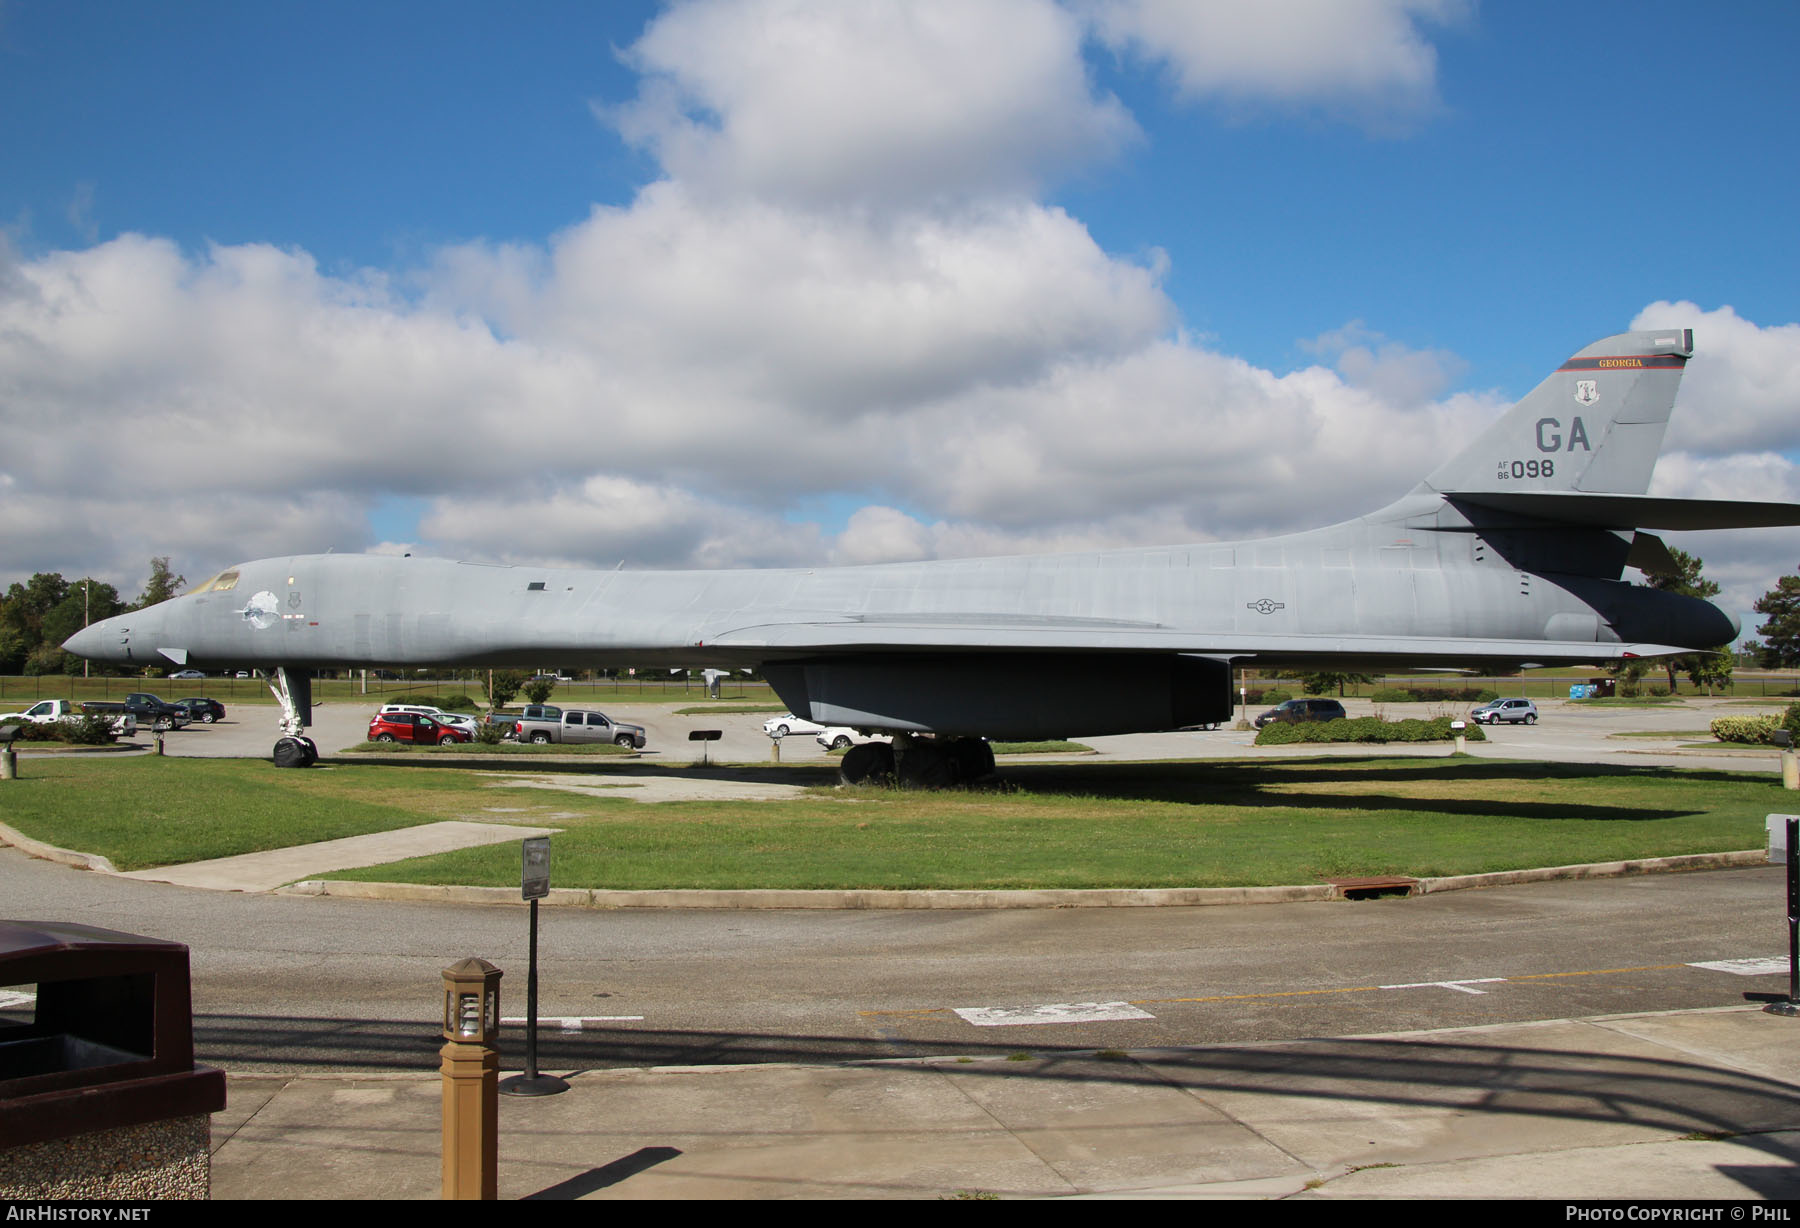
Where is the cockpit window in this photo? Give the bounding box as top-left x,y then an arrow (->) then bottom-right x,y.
186,568 -> 241,595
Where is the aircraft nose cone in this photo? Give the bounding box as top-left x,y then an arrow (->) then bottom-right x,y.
62,622 -> 105,659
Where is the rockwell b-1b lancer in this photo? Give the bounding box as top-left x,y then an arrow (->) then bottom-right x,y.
64,328 -> 1800,782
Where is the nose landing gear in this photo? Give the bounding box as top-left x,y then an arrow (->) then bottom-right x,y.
266,666 -> 319,768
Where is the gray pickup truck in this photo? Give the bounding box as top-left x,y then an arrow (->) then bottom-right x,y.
512,708 -> 647,749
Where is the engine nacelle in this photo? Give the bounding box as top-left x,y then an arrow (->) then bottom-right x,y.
763,653 -> 1234,739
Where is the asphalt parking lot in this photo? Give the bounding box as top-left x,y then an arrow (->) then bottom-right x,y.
124,690 -> 1793,781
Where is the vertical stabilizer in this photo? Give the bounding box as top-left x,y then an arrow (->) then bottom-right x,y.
1422,328 -> 1692,496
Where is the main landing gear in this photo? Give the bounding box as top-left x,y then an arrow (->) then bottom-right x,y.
267,666 -> 318,768
838,734 -> 996,788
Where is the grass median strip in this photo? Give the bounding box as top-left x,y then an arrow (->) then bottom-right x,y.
0,756 -> 479,871
1,754 -> 1775,887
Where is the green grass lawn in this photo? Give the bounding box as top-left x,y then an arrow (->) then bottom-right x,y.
0,754 -> 1776,887
0,756 -> 475,870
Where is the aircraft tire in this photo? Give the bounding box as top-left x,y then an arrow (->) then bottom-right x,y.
947,737 -> 995,782
897,741 -> 954,790
839,741 -> 895,786
299,736 -> 318,766
273,736 -> 312,768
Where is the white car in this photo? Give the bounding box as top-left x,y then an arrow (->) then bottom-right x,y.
815,727 -> 860,751
378,703 -> 478,734
763,713 -> 826,739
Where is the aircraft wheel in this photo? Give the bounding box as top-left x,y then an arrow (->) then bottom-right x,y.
947,737 -> 995,782
298,736 -> 318,766
530,731 -> 552,745
897,741 -> 954,790
839,741 -> 895,786
273,736 -> 313,768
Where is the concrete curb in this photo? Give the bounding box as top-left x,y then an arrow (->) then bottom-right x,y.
282,849 -> 1768,909
1416,849 -> 1768,893
0,820 -> 119,875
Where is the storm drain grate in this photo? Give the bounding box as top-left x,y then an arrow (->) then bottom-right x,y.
1327,875 -> 1420,901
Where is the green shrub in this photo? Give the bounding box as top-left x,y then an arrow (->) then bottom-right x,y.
0,715 -> 116,744
1711,715 -> 1781,744
1,717 -> 55,742
473,720 -> 506,745
1254,716 -> 1485,745
1784,703 -> 1800,745
1367,686 -> 1497,703
60,714 -> 118,745
384,692 -> 481,712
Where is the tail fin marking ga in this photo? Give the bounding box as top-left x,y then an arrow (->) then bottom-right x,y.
1422,328 -> 1693,497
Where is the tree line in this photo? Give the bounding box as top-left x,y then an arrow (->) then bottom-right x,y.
0,558 -> 184,675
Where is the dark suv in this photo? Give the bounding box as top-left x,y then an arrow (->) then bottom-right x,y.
1253,698 -> 1348,728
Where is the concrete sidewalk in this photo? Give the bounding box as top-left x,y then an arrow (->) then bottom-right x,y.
209,1005 -> 1800,1200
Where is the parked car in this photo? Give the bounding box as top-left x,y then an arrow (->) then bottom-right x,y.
763,713 -> 826,738
1253,698 -> 1347,728
172,697 -> 226,723
170,669 -> 206,680
1471,697 -> 1539,725
482,713 -> 520,738
377,703 -> 477,734
814,727 -> 859,751
367,711 -> 472,745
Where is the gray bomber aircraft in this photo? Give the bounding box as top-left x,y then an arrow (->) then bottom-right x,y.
63,327 -> 1800,781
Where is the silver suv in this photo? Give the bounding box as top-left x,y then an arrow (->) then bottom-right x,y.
1471,697 -> 1538,725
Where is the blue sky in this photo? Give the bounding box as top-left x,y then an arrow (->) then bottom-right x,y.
3,0 -> 1798,633
9,1 -> 1795,387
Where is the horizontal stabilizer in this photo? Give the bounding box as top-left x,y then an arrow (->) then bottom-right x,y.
1447,491 -> 1800,530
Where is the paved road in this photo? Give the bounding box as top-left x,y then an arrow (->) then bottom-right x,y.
5,690 -> 1792,1074
2,842 -> 1788,1074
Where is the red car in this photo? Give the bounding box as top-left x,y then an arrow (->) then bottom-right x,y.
367,711 -> 472,746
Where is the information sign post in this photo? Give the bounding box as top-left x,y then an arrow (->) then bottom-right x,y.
500,837 -> 569,1096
